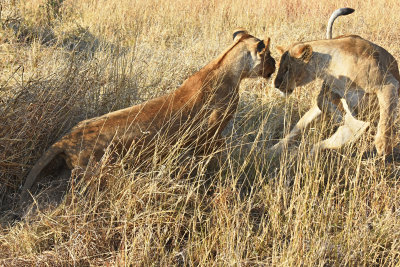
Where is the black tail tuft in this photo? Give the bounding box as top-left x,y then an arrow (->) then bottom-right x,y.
339,8 -> 355,15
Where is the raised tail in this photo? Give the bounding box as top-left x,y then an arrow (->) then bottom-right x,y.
326,7 -> 355,39
20,145 -> 64,204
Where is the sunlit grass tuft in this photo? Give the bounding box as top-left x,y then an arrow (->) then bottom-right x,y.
1,0 -> 400,265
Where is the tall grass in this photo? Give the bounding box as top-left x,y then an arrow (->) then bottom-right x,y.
1,0 -> 400,265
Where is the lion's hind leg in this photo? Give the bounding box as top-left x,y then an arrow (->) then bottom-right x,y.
374,77 -> 399,155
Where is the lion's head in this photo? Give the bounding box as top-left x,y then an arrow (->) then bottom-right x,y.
274,43 -> 313,94
230,29 -> 275,80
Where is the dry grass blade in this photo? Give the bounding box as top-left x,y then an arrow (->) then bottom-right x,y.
1,0 -> 400,266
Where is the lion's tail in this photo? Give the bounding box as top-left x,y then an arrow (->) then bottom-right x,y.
326,7 -> 355,39
20,144 -> 64,204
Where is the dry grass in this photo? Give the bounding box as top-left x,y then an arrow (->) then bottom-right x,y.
1,0 -> 400,265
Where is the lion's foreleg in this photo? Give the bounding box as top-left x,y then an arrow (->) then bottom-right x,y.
317,82 -> 344,124
197,108 -> 231,154
374,79 -> 399,155
270,105 -> 322,153
311,98 -> 370,154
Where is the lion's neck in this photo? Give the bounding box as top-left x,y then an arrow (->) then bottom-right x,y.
208,50 -> 249,92
169,45 -> 249,116
186,51 -> 247,94
211,63 -> 244,91
168,60 -> 243,115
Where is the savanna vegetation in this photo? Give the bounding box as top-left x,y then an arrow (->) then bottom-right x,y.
1,0 -> 400,265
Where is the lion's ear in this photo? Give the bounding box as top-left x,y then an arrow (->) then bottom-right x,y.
233,28 -> 248,41
276,46 -> 286,55
293,44 -> 313,63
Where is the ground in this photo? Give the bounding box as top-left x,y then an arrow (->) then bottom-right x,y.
1,0 -> 400,265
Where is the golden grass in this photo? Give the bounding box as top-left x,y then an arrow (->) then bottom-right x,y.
1,0 -> 400,265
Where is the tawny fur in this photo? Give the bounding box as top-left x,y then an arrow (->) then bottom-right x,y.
21,30 -> 275,203
272,8 -> 399,156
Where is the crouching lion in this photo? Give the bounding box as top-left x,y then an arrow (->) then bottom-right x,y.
20,29 -> 275,205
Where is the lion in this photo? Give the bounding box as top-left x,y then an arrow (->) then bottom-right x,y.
20,29 -> 275,205
271,8 -> 399,157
